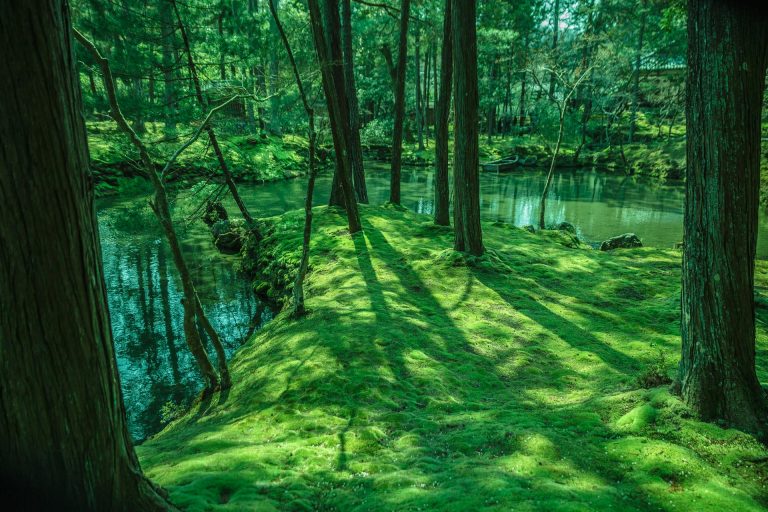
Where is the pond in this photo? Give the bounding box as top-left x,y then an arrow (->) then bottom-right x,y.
98,163 -> 768,441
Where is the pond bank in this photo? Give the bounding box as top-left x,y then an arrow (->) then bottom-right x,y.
137,205 -> 768,511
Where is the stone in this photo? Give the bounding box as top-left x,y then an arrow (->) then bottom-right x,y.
211,219 -> 245,254
556,221 -> 576,234
600,233 -> 643,251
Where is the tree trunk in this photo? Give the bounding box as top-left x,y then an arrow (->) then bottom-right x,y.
389,0 -> 411,204
75,29 -> 224,394
548,0 -> 560,99
434,0 -> 452,227
679,0 -> 768,436
451,0 -> 483,256
628,3 -> 646,144
0,2 -> 177,509
415,21 -> 425,151
307,0 -> 361,234
539,110 -> 565,229
487,55 -> 496,143
160,0 -> 177,136
171,0 -> 255,225
424,41 -> 431,144
268,0 -> 281,134
341,0 -> 368,203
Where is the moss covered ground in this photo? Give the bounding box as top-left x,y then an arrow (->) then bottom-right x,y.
138,205 -> 768,511
88,121 -> 311,195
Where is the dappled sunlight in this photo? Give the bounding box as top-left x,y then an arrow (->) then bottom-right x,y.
135,206 -> 768,511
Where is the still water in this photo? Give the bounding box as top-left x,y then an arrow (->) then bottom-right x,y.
98,164 -> 768,441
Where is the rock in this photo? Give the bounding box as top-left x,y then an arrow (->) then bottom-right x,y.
600,233 -> 643,251
203,200 -> 228,227
556,221 -> 576,234
522,224 -> 536,233
211,219 -> 245,254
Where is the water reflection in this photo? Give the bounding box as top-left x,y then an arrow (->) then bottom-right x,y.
225,163 -> 768,255
98,164 -> 768,440
97,197 -> 271,441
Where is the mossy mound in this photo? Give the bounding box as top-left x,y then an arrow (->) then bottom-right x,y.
138,205 -> 768,511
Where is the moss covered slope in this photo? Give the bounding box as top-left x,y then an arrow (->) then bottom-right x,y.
138,205 -> 768,511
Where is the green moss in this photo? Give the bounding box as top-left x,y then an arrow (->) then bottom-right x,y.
138,205 -> 768,511
86,121 -> 312,186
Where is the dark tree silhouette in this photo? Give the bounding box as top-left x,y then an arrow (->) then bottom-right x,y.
0,1 -> 177,509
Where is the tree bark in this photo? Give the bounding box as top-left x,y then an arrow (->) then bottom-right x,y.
0,2 -> 177,509
548,0 -> 560,99
628,1 -> 646,144
434,0 -> 452,227
159,0 -> 177,136
451,0 -> 483,256
679,0 -> 768,436
269,0 -> 318,316
415,21 -> 425,151
341,0 -> 368,203
389,0 -> 411,205
307,0 -> 361,234
171,0 -> 255,226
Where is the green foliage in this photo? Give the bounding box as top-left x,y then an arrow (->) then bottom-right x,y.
138,205 -> 768,511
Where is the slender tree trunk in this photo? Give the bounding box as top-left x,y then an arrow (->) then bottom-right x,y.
171,0 -> 255,225
487,56 -> 496,143
415,21 -> 425,151
160,0 -> 177,136
679,0 -> 768,436
390,0 -> 412,204
539,110 -> 565,229
268,0 -> 319,316
75,29 -> 224,393
218,7 -> 226,79
341,0 -> 368,203
628,3 -> 647,144
452,0 -> 483,256
518,36 -> 529,127
0,2 -> 177,508
548,0 -> 560,99
268,0 -> 281,134
424,41 -> 431,144
434,0 -> 452,227
307,0 -> 361,233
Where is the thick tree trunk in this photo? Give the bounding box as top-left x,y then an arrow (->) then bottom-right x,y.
389,0 -> 411,205
434,0 -> 452,227
341,0 -> 368,203
679,0 -> 768,436
451,0 -> 483,256
0,2 -> 176,509
307,0 -> 361,233
171,0 -> 255,226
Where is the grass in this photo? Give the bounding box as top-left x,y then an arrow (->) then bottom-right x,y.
138,205 -> 768,511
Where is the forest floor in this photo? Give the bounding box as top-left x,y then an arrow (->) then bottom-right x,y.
138,205 -> 768,512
